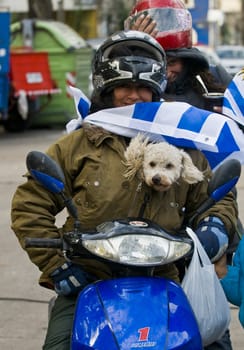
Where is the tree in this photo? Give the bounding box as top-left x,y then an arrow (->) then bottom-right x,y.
28,0 -> 54,19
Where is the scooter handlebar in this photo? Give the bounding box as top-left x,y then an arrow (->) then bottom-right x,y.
25,238 -> 62,249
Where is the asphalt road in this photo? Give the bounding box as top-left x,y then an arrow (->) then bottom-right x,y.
0,126 -> 243,349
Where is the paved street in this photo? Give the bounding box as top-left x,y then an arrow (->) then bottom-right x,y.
0,126 -> 243,349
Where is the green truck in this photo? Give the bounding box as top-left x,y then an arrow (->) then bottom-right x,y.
6,19 -> 93,131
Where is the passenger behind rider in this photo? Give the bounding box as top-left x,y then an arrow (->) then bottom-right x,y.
125,0 -> 231,113
11,30 -> 237,350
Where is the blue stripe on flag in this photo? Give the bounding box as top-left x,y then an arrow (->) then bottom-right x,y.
203,123 -> 240,169
216,123 -> 240,152
202,151 -> 227,170
132,102 -> 161,122
223,96 -> 233,111
177,106 -> 209,132
163,135 -> 196,149
225,80 -> 244,117
78,97 -> 90,119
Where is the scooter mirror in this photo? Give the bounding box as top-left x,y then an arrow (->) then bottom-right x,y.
208,159 -> 241,202
26,151 -> 79,222
26,151 -> 65,182
26,151 -> 65,194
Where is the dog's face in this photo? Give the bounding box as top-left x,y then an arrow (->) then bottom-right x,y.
123,134 -> 204,191
142,143 -> 184,192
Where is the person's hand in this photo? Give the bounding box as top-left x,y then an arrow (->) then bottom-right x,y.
124,14 -> 158,38
214,253 -> 227,279
195,216 -> 229,262
213,106 -> 223,114
51,262 -> 95,296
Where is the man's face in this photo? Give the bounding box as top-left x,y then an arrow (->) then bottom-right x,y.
113,83 -> 153,107
166,57 -> 184,83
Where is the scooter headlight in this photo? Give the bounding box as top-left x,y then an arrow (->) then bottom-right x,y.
82,234 -> 191,266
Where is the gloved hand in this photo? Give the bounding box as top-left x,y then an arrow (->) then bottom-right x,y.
50,262 -> 95,296
195,216 -> 229,262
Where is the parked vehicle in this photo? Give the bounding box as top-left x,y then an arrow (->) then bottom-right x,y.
0,11 -> 60,132
0,11 -> 93,132
216,45 -> 244,76
24,150 -> 241,349
11,19 -> 92,129
6,49 -> 61,132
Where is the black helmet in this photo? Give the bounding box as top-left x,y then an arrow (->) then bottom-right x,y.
92,30 -> 167,101
166,47 -> 209,71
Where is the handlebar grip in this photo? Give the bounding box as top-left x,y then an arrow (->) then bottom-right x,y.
25,238 -> 62,249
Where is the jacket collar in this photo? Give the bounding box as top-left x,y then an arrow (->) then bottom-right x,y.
83,123 -> 114,146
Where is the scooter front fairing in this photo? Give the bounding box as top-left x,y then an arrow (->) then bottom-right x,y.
72,276 -> 202,349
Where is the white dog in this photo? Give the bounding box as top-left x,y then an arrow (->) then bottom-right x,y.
123,134 -> 204,192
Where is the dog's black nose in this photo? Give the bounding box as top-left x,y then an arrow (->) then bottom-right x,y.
152,175 -> 161,185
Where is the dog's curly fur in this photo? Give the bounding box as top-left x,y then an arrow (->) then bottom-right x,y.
123,134 -> 204,192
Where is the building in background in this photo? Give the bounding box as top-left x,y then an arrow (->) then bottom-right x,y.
184,0 -> 242,47
219,0 -> 242,44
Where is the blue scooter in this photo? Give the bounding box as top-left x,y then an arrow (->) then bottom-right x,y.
25,151 -> 241,350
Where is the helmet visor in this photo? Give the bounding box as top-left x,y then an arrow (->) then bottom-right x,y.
134,8 -> 192,34
93,56 -> 166,97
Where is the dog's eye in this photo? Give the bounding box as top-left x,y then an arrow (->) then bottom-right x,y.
149,161 -> 156,167
166,163 -> 174,169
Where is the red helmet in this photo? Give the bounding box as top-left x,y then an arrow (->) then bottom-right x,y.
130,0 -> 192,50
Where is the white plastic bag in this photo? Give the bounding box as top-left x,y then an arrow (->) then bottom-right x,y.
181,228 -> 231,346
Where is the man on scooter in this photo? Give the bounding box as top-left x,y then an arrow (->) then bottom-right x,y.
11,30 -> 238,350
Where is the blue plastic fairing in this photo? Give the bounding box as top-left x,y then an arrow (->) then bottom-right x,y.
71,277 -> 202,349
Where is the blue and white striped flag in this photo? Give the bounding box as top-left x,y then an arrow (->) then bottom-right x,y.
223,68 -> 244,126
66,87 -> 244,170
66,85 -> 90,133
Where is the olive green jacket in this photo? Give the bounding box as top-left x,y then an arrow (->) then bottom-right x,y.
11,124 -> 238,289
